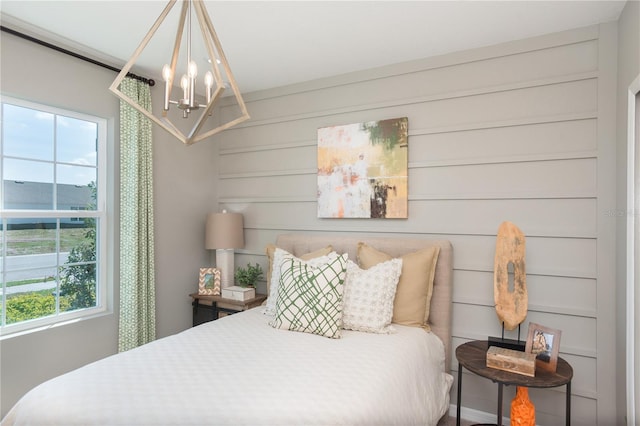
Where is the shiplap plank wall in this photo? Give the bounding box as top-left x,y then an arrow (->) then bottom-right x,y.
214,25 -> 616,425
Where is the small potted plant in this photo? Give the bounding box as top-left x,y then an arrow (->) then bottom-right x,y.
235,263 -> 263,288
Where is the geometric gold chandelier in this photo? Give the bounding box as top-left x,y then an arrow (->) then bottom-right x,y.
109,0 -> 249,145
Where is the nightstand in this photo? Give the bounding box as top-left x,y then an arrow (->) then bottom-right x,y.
455,340 -> 573,426
189,293 -> 267,326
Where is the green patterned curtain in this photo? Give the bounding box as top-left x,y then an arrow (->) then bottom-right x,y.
118,77 -> 156,352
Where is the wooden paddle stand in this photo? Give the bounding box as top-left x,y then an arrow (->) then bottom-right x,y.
491,221 -> 527,351
489,322 -> 526,352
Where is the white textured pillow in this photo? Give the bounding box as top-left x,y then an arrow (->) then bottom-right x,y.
264,248 -> 337,316
270,253 -> 347,339
342,258 -> 402,333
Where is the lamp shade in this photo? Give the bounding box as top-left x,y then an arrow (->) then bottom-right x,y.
206,211 -> 244,249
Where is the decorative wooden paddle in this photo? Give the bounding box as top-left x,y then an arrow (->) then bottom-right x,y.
493,221 -> 527,330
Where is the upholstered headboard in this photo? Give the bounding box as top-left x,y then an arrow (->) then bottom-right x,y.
275,233 -> 454,373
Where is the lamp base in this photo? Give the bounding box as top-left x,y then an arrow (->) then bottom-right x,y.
215,249 -> 235,289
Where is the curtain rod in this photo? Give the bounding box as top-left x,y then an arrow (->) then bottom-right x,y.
1,25 -> 155,87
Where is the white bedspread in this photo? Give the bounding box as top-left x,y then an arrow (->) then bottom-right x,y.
3,308 -> 453,426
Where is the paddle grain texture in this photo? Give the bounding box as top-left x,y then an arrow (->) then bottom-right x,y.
486,346 -> 535,377
493,221 -> 527,330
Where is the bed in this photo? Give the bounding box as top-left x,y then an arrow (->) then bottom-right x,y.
2,234 -> 454,426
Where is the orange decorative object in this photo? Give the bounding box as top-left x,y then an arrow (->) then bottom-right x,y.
510,386 -> 535,426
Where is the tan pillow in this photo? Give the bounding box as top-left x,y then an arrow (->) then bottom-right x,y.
357,243 -> 440,329
265,244 -> 333,296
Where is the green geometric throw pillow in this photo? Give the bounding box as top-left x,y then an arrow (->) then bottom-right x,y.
270,253 -> 347,339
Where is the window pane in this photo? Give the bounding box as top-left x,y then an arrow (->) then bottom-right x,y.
59,220 -> 95,269
60,225 -> 92,255
3,269 -> 58,325
5,218 -> 57,256
4,293 -> 56,324
0,225 -> 3,274
2,103 -> 54,161
3,158 -> 53,183
1,226 -> 3,326
3,159 -> 54,210
5,267 -> 56,286
56,165 -> 96,211
57,164 -> 96,186
57,116 -> 97,166
59,264 -> 96,312
3,220 -> 60,326
59,218 -> 97,312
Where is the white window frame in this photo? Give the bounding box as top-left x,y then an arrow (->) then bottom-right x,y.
0,96 -> 108,337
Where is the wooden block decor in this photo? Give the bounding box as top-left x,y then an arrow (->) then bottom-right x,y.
486,346 -> 536,377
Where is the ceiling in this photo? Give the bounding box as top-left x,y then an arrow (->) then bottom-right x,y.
0,1 -> 628,94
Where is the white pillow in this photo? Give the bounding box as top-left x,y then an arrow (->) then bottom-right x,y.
263,248 -> 338,316
342,258 -> 402,333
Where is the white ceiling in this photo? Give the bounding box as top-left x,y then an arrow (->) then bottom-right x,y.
0,1 -> 627,94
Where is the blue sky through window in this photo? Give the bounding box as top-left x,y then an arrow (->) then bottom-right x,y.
3,103 -> 54,162
2,103 -> 97,186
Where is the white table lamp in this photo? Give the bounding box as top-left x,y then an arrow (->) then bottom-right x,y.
205,210 -> 244,288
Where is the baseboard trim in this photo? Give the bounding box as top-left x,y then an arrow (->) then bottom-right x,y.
449,404 -> 509,425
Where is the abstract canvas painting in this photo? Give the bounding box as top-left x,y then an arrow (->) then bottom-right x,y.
317,117 -> 408,218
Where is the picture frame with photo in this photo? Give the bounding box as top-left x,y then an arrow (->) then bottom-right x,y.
198,267 -> 221,296
525,322 -> 562,373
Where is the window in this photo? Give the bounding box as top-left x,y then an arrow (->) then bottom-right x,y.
0,97 -> 107,335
